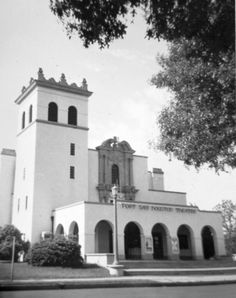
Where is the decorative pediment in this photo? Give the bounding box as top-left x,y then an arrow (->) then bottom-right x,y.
96,137 -> 135,154
96,137 -> 138,203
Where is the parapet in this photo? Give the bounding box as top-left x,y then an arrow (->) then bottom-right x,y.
15,68 -> 93,104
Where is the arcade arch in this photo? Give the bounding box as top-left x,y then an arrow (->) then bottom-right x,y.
177,224 -> 194,260
68,221 -> 79,242
95,220 -> 113,253
124,222 -> 142,260
152,223 -> 169,260
55,224 -> 64,236
201,226 -> 216,259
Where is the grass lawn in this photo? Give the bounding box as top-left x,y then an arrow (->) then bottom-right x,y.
1,258 -> 235,280
0,262 -> 110,280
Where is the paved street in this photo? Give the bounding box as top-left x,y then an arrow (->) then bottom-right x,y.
1,284 -> 236,298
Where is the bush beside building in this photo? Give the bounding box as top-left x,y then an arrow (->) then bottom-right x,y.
27,237 -> 83,267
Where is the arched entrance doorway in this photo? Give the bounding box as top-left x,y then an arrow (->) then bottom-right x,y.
202,226 -> 215,259
152,223 -> 169,260
68,221 -> 79,242
124,222 -> 141,259
177,225 -> 193,260
95,220 -> 113,253
55,224 -> 64,237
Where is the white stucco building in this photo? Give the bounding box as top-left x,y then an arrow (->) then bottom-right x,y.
0,69 -> 226,262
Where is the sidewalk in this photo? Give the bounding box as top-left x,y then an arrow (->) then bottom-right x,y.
1,274 -> 236,291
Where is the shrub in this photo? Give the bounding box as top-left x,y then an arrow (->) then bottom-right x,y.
28,238 -> 83,267
0,225 -> 29,261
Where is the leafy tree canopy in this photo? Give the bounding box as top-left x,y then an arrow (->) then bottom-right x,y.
0,224 -> 22,242
151,39 -> 235,171
0,225 -> 29,261
50,0 -> 234,53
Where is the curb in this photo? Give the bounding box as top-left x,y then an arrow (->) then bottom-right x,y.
1,278 -> 236,291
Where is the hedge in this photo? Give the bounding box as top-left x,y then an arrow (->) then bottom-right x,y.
27,238 -> 83,267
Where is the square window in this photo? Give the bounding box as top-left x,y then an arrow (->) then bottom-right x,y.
70,143 -> 75,156
70,166 -> 75,179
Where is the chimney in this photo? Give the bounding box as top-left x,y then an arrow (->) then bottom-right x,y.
152,168 -> 164,191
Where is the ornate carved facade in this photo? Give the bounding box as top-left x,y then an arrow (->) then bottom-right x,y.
96,137 -> 138,202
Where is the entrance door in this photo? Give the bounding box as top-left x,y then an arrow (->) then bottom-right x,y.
202,226 -> 215,259
152,223 -> 168,260
124,222 -> 141,259
153,233 -> 164,259
177,225 -> 193,260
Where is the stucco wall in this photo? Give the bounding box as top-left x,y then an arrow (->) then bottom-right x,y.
79,201 -> 225,259
133,155 -> 149,201
37,87 -> 88,127
146,190 -> 187,205
12,123 -> 36,241
0,151 -> 16,227
88,149 -> 99,202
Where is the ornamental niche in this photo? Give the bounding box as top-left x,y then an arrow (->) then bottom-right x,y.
96,137 -> 138,203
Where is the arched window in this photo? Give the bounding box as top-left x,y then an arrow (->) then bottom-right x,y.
68,106 -> 77,125
55,224 -> 64,235
22,112 -> 25,129
29,105 -> 33,123
112,164 -> 119,185
48,102 -> 58,122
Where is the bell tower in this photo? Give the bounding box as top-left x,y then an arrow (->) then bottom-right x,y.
12,68 -> 92,242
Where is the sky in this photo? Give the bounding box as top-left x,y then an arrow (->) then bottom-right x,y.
0,0 -> 235,210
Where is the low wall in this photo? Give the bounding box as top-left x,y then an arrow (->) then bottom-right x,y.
86,253 -> 114,267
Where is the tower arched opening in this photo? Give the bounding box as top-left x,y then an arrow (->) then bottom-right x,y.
48,102 -> 58,122
68,106 -> 77,125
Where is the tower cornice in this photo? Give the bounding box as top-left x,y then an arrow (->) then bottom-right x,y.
15,68 -> 93,105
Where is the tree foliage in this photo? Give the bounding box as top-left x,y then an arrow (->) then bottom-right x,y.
50,0 -> 234,52
151,39 -> 235,170
214,200 -> 236,236
0,225 -> 29,261
214,200 -> 236,254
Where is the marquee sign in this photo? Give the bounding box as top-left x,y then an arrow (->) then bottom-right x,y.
120,202 -> 197,214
